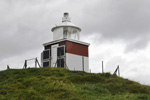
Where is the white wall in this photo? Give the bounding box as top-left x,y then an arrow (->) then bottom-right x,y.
66,53 -> 89,72
53,27 -> 63,40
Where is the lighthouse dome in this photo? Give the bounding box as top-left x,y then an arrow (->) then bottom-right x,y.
51,13 -> 81,41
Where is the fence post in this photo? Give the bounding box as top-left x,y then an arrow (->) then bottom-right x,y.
7,65 -> 10,70
102,61 -> 104,73
118,65 -> 120,76
35,58 -> 37,68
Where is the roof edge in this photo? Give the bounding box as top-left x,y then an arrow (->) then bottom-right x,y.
43,39 -> 90,46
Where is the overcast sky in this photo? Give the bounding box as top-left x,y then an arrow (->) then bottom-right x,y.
0,0 -> 150,85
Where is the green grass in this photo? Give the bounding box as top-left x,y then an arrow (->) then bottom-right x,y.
0,67 -> 150,100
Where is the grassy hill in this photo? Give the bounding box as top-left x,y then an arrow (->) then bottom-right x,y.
0,67 -> 150,100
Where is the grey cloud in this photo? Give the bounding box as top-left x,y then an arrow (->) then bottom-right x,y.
105,56 -> 128,73
125,35 -> 150,52
81,0 -> 150,36
77,0 -> 150,51
1,0 -> 150,58
0,0 -> 56,61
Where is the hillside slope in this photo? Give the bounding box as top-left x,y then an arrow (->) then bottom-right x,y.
0,67 -> 150,100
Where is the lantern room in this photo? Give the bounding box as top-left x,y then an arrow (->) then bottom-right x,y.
51,12 -> 81,40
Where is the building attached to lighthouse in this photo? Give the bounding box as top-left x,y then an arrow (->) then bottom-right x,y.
41,13 -> 90,72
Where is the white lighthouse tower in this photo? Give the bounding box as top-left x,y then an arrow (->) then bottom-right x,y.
41,12 -> 90,72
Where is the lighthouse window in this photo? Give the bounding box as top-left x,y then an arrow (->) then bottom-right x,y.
63,27 -> 71,38
43,50 -> 50,59
63,27 -> 68,38
63,27 -> 79,40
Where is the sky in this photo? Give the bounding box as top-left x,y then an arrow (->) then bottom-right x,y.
0,0 -> 150,85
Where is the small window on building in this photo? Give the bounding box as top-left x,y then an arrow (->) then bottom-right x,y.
43,50 -> 50,60
57,46 -> 65,56
43,61 -> 49,67
57,59 -> 64,68
57,46 -> 65,68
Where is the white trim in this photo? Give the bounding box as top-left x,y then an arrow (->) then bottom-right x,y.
52,25 -> 81,32
43,38 -> 90,46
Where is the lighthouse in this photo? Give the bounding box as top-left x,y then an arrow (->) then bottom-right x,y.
41,12 -> 90,72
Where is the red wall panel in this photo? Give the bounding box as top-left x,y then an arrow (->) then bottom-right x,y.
66,41 -> 89,57
44,40 -> 89,57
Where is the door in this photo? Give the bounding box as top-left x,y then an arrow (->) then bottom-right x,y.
51,44 -> 58,67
